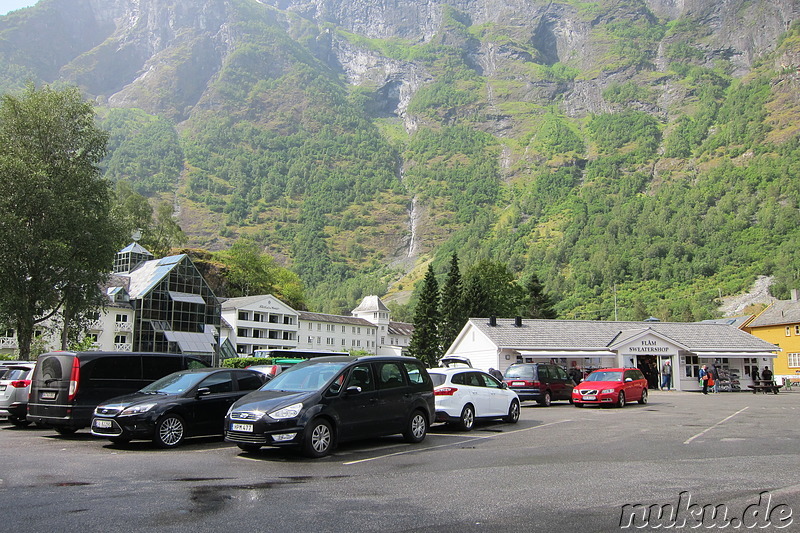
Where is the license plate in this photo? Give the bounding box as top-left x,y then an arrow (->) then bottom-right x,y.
94,419 -> 112,428
41,391 -> 56,400
582,395 -> 597,401
231,423 -> 253,432
511,381 -> 525,386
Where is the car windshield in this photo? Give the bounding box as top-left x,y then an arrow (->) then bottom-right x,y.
1,368 -> 31,380
584,371 -> 623,382
260,362 -> 349,392
429,374 -> 447,387
504,365 -> 535,379
140,371 -> 206,394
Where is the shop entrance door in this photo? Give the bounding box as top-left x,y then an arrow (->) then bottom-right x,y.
635,355 -> 658,390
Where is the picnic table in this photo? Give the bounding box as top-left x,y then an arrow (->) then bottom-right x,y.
748,380 -> 781,394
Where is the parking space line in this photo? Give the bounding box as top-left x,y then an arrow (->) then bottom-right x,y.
342,419 -> 572,465
683,406 -> 749,444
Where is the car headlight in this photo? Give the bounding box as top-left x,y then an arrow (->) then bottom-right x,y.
269,403 -> 303,420
601,388 -> 615,394
120,403 -> 157,416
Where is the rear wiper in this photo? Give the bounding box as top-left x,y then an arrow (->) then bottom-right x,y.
43,378 -> 59,385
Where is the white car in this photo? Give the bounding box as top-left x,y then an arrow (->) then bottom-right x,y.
428,368 -> 520,430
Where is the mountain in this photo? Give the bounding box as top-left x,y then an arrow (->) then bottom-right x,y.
1,0 -> 800,319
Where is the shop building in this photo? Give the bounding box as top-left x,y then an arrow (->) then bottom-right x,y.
445,317 -> 779,391
743,289 -> 800,386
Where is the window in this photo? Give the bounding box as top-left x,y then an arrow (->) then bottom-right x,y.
199,372 -> 233,394
237,328 -> 249,338
786,326 -> 791,336
342,326 -> 345,333
317,323 -> 321,331
346,365 -> 374,392
116,314 -> 128,322
237,372 -> 263,391
3,329 -> 14,337
795,326 -> 800,335
238,311 -> 249,321
142,357 -> 183,380
404,362 -> 429,386
789,353 -> 800,368
87,333 -> 98,342
114,334 -> 128,344
376,362 -> 405,389
308,336 -> 314,343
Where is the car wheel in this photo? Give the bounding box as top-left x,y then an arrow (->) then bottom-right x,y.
617,391 -> 626,408
237,443 -> 262,453
55,427 -> 77,435
154,414 -> 186,448
458,404 -> 475,431
638,389 -> 648,405
9,416 -> 30,427
303,419 -> 334,458
504,399 -> 520,423
537,391 -> 552,407
403,410 -> 428,443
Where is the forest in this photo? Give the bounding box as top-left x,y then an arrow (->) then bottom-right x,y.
3,0 -> 798,323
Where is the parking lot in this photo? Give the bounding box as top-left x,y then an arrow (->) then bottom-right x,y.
1,391 -> 799,532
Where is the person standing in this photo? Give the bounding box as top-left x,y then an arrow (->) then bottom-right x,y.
699,364 -> 710,395
761,366 -> 773,382
488,367 -> 504,381
661,360 -> 672,391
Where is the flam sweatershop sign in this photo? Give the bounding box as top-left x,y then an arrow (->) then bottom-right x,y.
620,336 -> 679,357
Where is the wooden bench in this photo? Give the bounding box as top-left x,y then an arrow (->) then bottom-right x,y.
748,380 -> 781,394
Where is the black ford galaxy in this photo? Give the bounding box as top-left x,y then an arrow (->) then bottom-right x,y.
225,356 -> 435,458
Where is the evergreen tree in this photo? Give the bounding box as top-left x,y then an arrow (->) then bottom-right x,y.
408,264 -> 441,366
440,253 -> 466,351
520,274 -> 557,319
462,274 -> 491,319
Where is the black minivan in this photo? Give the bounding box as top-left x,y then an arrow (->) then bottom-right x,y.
225,355 -> 435,458
503,362 -> 575,406
28,351 -> 208,434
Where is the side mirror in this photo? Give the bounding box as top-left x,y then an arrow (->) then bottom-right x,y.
345,386 -> 362,395
196,387 -> 211,398
500,382 -> 508,389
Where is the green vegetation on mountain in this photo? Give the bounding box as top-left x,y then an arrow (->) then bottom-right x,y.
2,0 -> 799,323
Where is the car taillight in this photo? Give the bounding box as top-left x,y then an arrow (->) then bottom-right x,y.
10,379 -> 31,388
68,358 -> 80,402
269,365 -> 280,376
434,387 -> 458,396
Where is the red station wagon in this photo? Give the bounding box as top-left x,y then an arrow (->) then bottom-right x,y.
571,368 -> 648,408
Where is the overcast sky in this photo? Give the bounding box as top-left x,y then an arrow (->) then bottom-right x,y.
1,0 -> 40,16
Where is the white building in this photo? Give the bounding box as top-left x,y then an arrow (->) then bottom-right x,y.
220,295 -> 300,355
219,294 -> 414,357
445,317 -> 779,391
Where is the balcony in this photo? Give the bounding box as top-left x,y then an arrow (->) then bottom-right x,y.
115,321 -> 133,332
114,343 -> 132,352
0,337 -> 18,349
86,320 -> 104,331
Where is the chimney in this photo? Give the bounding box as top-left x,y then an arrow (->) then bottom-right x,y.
489,316 -> 497,327
792,289 -> 799,302
515,316 -> 523,327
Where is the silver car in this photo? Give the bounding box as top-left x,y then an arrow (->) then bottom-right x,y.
0,363 -> 35,426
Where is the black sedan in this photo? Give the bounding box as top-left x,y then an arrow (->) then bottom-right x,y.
90,368 -> 266,448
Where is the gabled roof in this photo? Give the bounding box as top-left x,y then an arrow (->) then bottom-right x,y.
747,300 -> 800,328
388,321 -> 414,336
118,242 -> 153,255
352,295 -> 390,314
220,294 -> 296,312
466,318 -> 778,353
